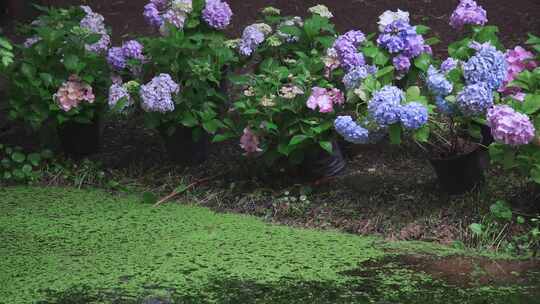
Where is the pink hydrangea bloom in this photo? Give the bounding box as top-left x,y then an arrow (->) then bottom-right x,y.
487,105 -> 535,146
240,128 -> 262,154
54,75 -> 95,112
500,46 -> 538,95
306,87 -> 344,113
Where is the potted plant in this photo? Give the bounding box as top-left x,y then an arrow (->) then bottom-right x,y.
110,0 -> 236,165
215,5 -> 346,178
8,5 -> 111,158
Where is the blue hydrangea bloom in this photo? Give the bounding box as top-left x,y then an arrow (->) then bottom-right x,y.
140,73 -> 180,113
342,65 -> 377,89
456,82 -> 493,116
463,43 -> 507,90
399,102 -> 428,130
369,101 -> 402,126
426,66 -> 453,96
369,85 -> 405,107
435,96 -> 454,115
441,58 -> 458,73
334,116 -> 370,144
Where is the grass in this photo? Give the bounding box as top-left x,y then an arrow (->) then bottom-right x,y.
0,186 -> 538,303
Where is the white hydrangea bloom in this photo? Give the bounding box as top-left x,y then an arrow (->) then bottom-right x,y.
308,4 -> 333,19
377,9 -> 410,32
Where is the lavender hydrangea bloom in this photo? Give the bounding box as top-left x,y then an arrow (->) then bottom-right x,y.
23,36 -> 41,48
144,2 -> 164,28
80,6 -> 110,53
342,65 -> 377,89
487,105 -> 535,146
427,66 -> 453,96
399,102 -> 428,130
202,0 -> 232,29
449,0 -> 488,30
463,43 -> 507,90
334,116 -> 370,144
368,85 -> 405,126
85,34 -> 111,53
140,74 -> 180,113
108,83 -> 132,110
333,30 -> 366,71
377,34 -> 404,53
107,47 -> 127,70
377,19 -> 428,61
456,82 -> 493,116
393,55 -> 411,71
238,25 -> 265,56
121,40 -> 145,60
441,58 -> 458,73
144,0 -> 193,31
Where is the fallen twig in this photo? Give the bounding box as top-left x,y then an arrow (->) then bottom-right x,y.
153,172 -> 225,208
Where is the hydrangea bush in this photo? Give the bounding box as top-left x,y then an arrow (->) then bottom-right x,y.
114,0 -> 236,141
8,6 -> 111,129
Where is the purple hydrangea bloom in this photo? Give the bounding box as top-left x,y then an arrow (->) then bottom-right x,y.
427,66 -> 453,96
487,105 -> 535,146
342,65 -> 377,89
334,116 -> 370,144
401,33 -> 425,58
107,47 -> 127,70
238,25 -> 265,56
80,6 -> 106,34
23,36 -> 41,48
121,40 -> 145,60
108,83 -> 132,110
140,73 -> 180,113
333,30 -> 366,71
449,0 -> 488,30
85,34 -> 111,53
202,0 -> 232,29
377,34 -> 404,53
399,102 -> 428,130
463,43 -> 507,90
377,19 -> 429,62
144,2 -> 164,28
368,85 -> 405,126
441,58 -> 458,73
393,54 -> 411,71
456,82 -> 493,116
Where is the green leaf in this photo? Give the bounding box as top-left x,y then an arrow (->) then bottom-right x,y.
413,125 -> 430,142
388,124 -> 402,145
406,86 -> 421,101
202,119 -> 221,134
289,135 -> 309,145
375,66 -> 394,78
425,37 -> 441,46
180,112 -> 198,127
522,94 -> 540,114
22,164 -> 33,174
27,153 -> 42,166
374,52 -> 389,65
490,201 -> 512,221
413,53 -> 431,72
39,73 -> 53,86
502,148 -> 516,170
11,152 -> 26,163
416,25 -> 430,35
319,141 -> 333,153
212,134 -> 232,143
531,165 -> 540,184
469,223 -> 483,235
21,63 -> 36,79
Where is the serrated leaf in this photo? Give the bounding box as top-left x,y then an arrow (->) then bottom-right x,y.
319,141 -> 333,153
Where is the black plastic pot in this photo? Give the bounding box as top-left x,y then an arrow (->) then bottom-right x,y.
160,127 -> 209,165
57,119 -> 102,158
303,140 -> 346,178
429,147 -> 485,195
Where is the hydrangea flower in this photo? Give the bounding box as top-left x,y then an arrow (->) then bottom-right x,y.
426,66 -> 453,96
399,102 -> 428,130
334,116 -> 370,144
238,24 -> 266,56
107,47 -> 127,70
500,46 -> 538,95
456,82 -> 493,116
308,4 -> 333,18
261,7 -> 281,16
23,36 -> 41,48
121,40 -> 145,60
368,85 -> 405,126
333,30 -> 366,71
144,0 -> 193,32
441,58 -> 459,73
378,9 -> 410,32
80,6 -> 110,53
54,75 -> 95,112
323,48 -> 341,78
240,127 -> 262,154
202,0 -> 232,29
306,87 -> 343,113
463,42 -> 507,90
279,85 -> 304,99
449,0 -> 487,30
108,83 -> 133,110
487,105 -> 535,146
140,73 -> 179,113
435,96 -> 455,115
393,55 -> 411,71
342,65 -> 377,89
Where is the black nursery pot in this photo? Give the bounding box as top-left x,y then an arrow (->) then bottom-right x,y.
57,119 -> 102,158
429,147 -> 485,195
160,127 -> 209,165
303,140 -> 346,178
